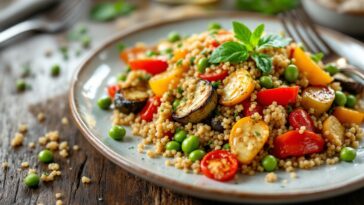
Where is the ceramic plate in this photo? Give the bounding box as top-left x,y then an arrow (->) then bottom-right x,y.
69,12 -> 364,203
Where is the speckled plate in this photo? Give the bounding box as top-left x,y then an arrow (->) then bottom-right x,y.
69,12 -> 364,203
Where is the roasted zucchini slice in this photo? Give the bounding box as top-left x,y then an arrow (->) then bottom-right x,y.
172,80 -> 217,124
114,86 -> 149,114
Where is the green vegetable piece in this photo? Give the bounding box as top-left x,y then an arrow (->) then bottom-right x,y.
146,50 -> 157,57
109,125 -> 126,141
51,64 -> 61,76
168,31 -> 181,43
340,147 -> 356,162
165,141 -> 181,151
334,91 -> 347,106
189,57 -> 196,65
208,22 -> 221,31
163,48 -> 173,54
24,173 -> 40,188
81,35 -> 91,48
38,150 -> 53,163
16,79 -> 27,92
97,96 -> 112,110
222,143 -> 230,150
188,149 -> 206,162
211,81 -> 221,89
311,52 -> 324,63
346,94 -> 356,108
172,99 -> 181,111
325,64 -> 339,76
90,3 -> 116,22
261,155 -> 278,172
177,87 -> 183,94
284,64 -> 299,83
197,58 -> 209,73
117,43 -> 126,52
252,53 -> 272,74
174,130 -> 187,143
181,135 -> 199,154
117,73 -> 127,82
259,76 -> 273,88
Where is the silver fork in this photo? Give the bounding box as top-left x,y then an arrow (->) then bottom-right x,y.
279,6 -> 364,80
0,0 -> 84,47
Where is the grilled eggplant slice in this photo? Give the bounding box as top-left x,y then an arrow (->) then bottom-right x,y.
334,73 -> 364,94
114,86 -> 149,114
172,80 -> 217,124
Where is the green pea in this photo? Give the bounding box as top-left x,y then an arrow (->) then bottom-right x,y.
81,35 -> 91,48
172,99 -> 181,111
334,91 -> 347,106
208,22 -> 221,31
261,155 -> 278,172
97,96 -> 112,110
284,64 -> 299,83
197,58 -> 209,73
346,94 -> 356,108
189,149 -> 206,162
222,143 -> 230,150
38,149 -> 53,163
117,73 -> 127,82
174,130 -> 187,143
182,135 -> 199,154
325,64 -> 339,76
340,147 -> 356,162
163,48 -> 173,54
109,125 -> 126,141
189,57 -> 196,65
146,50 -> 157,57
16,79 -> 27,92
168,31 -> 181,43
259,76 -> 273,88
24,173 -> 40,188
165,141 -> 181,151
51,64 -> 61,76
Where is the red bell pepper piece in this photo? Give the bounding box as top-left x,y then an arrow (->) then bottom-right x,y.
129,59 -> 168,75
107,85 -> 120,99
257,86 -> 299,106
140,96 -> 161,122
289,108 -> 315,131
273,130 -> 325,158
241,100 -> 263,117
211,40 -> 220,48
199,70 -> 228,82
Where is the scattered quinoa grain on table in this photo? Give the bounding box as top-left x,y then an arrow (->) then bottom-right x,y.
20,162 -> 29,169
11,132 -> 24,147
18,124 -> 28,133
2,162 -> 9,170
81,176 -> 91,184
37,112 -> 46,122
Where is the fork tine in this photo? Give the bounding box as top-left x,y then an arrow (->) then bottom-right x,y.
278,13 -> 294,39
52,0 -> 81,20
62,0 -> 84,26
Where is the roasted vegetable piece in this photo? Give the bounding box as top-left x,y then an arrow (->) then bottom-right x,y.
333,107 -> 364,124
107,84 -> 120,99
323,116 -> 344,146
334,74 -> 364,94
293,47 -> 333,86
257,86 -> 299,106
149,67 -> 184,97
289,108 -> 315,131
200,150 -> 239,182
129,59 -> 168,75
199,70 -> 229,82
114,86 -> 149,114
210,117 -> 224,132
230,117 -> 269,164
241,100 -> 263,117
301,86 -> 335,116
273,130 -> 325,158
140,96 -> 161,122
119,47 -> 146,63
220,69 -> 254,106
172,80 -> 217,124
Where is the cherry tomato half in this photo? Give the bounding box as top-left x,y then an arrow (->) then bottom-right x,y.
201,150 -> 239,182
241,100 -> 263,117
289,108 -> 315,131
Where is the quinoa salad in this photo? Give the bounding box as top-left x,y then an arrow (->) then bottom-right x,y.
96,21 -> 364,182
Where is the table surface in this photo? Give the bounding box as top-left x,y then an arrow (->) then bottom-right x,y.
1,1 -> 364,205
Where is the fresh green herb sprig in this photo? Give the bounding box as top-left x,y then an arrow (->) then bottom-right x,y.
90,0 -> 134,22
310,52 -> 324,63
209,21 -> 291,74
235,0 -> 299,15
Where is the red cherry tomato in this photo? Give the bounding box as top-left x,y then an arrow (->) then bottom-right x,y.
140,96 -> 161,122
257,86 -> 299,106
199,70 -> 229,82
107,85 -> 120,99
289,108 -> 315,131
129,59 -> 168,75
201,150 -> 239,182
273,130 -> 325,158
241,100 -> 263,117
211,40 -> 220,48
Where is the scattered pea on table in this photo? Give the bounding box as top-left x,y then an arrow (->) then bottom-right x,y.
38,149 -> 54,163
24,173 -> 40,188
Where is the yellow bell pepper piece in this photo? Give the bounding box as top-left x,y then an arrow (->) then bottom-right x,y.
294,47 -> 333,86
333,107 -> 364,125
149,67 -> 184,97
172,49 -> 187,62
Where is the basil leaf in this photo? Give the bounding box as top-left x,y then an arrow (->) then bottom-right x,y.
114,1 -> 135,16
310,52 -> 324,63
90,3 -> 117,22
232,21 -> 252,50
209,42 -> 248,64
250,24 -> 265,48
252,53 -> 272,74
258,34 -> 291,50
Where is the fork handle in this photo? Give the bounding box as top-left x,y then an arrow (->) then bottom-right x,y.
341,65 -> 364,81
0,20 -> 42,47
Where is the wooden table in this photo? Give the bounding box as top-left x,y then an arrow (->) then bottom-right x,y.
1,1 -> 364,205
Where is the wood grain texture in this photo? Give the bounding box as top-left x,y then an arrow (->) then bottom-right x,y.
1,1 -> 364,205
